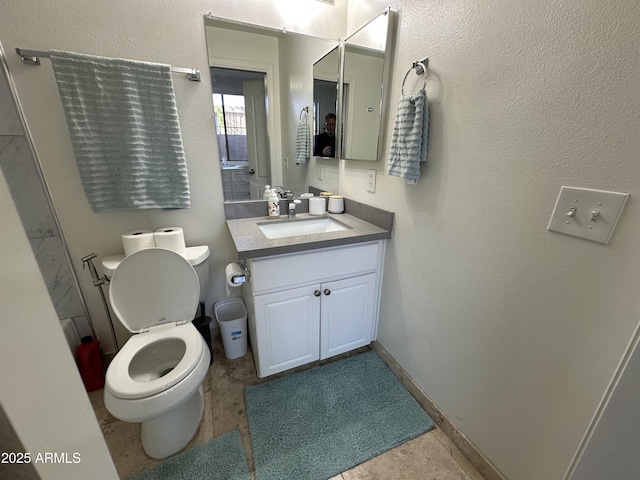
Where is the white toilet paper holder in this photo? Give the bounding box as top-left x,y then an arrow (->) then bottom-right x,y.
233,261 -> 250,284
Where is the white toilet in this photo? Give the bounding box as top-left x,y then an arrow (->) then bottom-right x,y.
103,247 -> 211,459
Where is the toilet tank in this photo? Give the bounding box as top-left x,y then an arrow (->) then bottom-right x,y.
102,246 -> 211,302
188,246 -> 210,303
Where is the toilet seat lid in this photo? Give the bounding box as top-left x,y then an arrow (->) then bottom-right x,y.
109,248 -> 200,333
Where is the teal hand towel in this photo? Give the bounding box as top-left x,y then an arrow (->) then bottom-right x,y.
387,89 -> 429,181
49,50 -> 190,211
295,121 -> 311,164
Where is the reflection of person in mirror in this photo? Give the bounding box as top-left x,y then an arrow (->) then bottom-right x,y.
314,113 -> 336,157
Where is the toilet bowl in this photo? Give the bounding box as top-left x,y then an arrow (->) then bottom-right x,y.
103,248 -> 211,459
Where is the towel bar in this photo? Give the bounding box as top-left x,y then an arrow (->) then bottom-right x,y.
15,47 -> 201,82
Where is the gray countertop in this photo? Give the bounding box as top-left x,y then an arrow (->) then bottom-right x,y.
227,212 -> 392,260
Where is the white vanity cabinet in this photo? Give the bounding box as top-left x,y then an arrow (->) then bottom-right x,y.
243,241 -> 385,378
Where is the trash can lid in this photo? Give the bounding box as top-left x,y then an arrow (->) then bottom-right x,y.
214,298 -> 247,322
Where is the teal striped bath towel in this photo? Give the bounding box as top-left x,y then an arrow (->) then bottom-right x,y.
387,89 -> 429,181
49,50 -> 190,212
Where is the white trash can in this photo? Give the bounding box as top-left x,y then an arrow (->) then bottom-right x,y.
214,297 -> 248,360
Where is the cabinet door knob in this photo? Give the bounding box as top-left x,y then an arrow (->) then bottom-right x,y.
314,290 -> 321,297
324,289 -> 331,296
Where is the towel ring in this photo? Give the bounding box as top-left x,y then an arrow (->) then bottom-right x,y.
401,58 -> 429,96
299,106 -> 309,122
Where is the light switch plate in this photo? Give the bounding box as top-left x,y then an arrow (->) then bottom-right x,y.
318,165 -> 324,181
367,169 -> 376,193
548,186 -> 629,244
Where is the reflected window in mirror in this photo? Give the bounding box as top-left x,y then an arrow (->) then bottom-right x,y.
213,93 -> 247,167
210,67 -> 271,201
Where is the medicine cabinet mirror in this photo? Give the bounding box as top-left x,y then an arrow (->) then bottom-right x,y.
313,46 -> 340,159
204,15 -> 340,201
341,7 -> 395,161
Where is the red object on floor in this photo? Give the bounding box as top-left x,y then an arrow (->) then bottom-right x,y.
76,336 -> 105,392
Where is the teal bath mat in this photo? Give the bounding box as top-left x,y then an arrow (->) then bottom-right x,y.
129,430 -> 250,480
246,350 -> 434,480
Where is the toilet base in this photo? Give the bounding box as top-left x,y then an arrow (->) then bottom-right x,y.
140,385 -> 205,459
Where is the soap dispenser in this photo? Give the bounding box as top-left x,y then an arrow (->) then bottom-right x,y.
263,185 -> 272,200
268,189 -> 280,217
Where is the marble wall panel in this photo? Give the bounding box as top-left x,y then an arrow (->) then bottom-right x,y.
29,236 -> 85,320
1,68 -> 87,325
0,136 -> 58,238
0,70 -> 22,135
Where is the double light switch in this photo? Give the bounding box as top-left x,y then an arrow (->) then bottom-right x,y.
548,186 -> 629,244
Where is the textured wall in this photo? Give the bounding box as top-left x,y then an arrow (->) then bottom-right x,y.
1,0 -> 639,479
344,1 -> 640,479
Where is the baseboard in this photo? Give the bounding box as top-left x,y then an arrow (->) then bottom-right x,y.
371,341 -> 506,480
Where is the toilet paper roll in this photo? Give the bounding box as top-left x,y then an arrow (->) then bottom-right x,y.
225,263 -> 247,287
154,227 -> 187,257
225,263 -> 247,297
122,230 -> 156,257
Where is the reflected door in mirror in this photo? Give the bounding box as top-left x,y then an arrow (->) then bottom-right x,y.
211,67 -> 271,201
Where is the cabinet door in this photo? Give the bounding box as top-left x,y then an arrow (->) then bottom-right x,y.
253,285 -> 321,377
320,273 -> 376,360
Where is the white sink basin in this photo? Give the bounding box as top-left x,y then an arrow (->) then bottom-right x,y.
258,217 -> 350,239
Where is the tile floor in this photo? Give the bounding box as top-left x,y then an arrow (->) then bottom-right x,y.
89,330 -> 485,480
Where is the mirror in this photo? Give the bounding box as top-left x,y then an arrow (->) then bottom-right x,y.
204,16 -> 340,201
341,8 -> 395,161
313,47 -> 340,159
